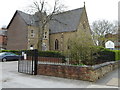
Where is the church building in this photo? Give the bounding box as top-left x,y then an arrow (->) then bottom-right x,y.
7,4 -> 92,51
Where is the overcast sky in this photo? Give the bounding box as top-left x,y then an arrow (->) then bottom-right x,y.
0,0 -> 119,28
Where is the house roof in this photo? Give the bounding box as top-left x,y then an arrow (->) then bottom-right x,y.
17,10 -> 38,26
7,7 -> 84,33
49,7 -> 84,34
7,10 -> 38,29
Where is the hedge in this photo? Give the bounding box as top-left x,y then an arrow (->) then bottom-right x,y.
112,50 -> 120,61
38,51 -> 65,58
96,47 -> 120,62
97,50 -> 115,62
0,50 -> 65,58
0,50 -> 20,55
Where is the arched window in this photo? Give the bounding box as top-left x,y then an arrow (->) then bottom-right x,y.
55,39 -> 59,50
44,32 -> 47,39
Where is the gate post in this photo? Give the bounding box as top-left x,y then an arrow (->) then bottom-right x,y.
34,49 -> 38,75
18,50 -> 22,73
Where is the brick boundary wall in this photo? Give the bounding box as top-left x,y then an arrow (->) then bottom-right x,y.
26,56 -> 63,63
38,57 -> 63,63
37,61 -> 120,82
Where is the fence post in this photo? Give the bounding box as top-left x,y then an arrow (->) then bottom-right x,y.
34,49 -> 38,75
18,51 -> 21,73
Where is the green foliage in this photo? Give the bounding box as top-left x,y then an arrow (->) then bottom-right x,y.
112,50 -> 120,61
96,47 -> 120,62
0,50 -> 20,55
67,41 -> 119,65
38,51 -> 65,58
97,50 -> 115,62
0,50 -> 65,58
66,31 -> 98,65
0,50 -> 19,52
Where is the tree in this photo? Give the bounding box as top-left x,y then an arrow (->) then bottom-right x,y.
66,30 -> 98,65
91,20 -> 118,47
29,0 -> 66,50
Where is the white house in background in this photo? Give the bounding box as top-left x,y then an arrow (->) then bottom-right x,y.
105,40 -> 115,50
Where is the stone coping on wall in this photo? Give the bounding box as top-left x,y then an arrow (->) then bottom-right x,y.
91,61 -> 120,70
38,61 -> 90,67
38,60 -> 120,69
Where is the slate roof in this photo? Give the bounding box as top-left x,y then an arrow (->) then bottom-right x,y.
49,8 -> 84,34
8,7 -> 84,33
17,10 -> 38,26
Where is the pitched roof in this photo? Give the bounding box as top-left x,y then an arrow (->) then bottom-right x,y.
7,7 -> 84,33
49,7 -> 84,34
17,10 -> 38,26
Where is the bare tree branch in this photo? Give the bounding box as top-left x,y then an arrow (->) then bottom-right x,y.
91,20 -> 118,47
27,0 -> 67,50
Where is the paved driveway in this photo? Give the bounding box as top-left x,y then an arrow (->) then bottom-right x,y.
0,61 -> 119,88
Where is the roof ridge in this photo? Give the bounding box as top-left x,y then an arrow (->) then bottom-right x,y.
54,7 -> 84,15
16,7 -> 84,16
17,10 -> 32,16
49,7 -> 84,34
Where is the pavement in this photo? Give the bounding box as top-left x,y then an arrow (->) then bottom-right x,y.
0,61 -> 119,88
106,78 -> 119,86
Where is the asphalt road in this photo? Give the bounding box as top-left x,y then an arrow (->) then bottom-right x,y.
0,61 -> 119,88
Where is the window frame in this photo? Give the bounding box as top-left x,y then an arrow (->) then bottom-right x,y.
55,39 -> 59,50
31,30 -> 34,37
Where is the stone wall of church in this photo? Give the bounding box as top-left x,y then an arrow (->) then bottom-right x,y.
42,27 -> 50,51
76,7 -> 93,45
27,26 -> 39,50
27,25 -> 50,51
49,31 -> 76,51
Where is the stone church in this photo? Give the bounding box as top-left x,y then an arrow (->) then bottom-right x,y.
7,4 -> 92,51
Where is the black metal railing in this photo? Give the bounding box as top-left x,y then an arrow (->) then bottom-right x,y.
18,49 -> 38,75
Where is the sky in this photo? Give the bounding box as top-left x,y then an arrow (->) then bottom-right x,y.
0,0 -> 119,28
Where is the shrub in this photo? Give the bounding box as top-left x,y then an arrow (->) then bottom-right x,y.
95,47 -> 120,63
112,50 -> 120,61
97,50 -> 115,62
0,50 -> 20,54
66,44 -> 100,65
0,50 -> 65,58
38,51 -> 64,58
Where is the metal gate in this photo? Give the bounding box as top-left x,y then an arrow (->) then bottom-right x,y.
18,49 -> 38,75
